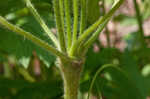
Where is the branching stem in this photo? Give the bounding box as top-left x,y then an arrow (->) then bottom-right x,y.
0,16 -> 70,61
82,18 -> 110,52
25,0 -> 59,47
69,0 -> 124,57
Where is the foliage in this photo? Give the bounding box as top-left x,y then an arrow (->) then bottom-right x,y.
0,0 -> 150,99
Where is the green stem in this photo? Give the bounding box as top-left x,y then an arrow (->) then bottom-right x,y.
79,0 -> 86,35
101,0 -> 111,47
83,18 -> 110,50
59,0 -> 65,35
133,0 -> 146,47
105,27 -> 111,47
79,0 -> 124,43
64,69 -> 80,99
58,58 -> 84,99
77,19 -> 109,56
64,0 -> 72,50
24,0 -> 58,47
87,64 -> 120,99
53,0 -> 67,52
0,16 -> 70,61
3,62 -> 12,78
73,0 -> 79,43
69,0 -> 124,57
17,66 -> 35,82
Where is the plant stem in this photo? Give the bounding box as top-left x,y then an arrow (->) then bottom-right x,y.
59,0 -> 65,34
17,66 -> 35,82
133,0 -> 146,47
69,0 -> 124,57
64,0 -> 72,50
53,0 -> 67,52
77,19 -> 110,56
79,0 -> 86,35
0,16 -> 71,61
64,70 -> 80,99
87,64 -> 119,99
79,0 -> 124,43
101,0 -> 111,47
58,58 -> 84,99
82,18 -> 110,51
25,0 -> 59,47
73,0 -> 79,42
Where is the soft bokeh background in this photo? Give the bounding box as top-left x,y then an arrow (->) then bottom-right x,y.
0,0 -> 150,99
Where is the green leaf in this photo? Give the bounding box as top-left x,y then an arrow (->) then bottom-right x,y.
83,50 -> 150,99
0,14 -> 56,68
142,64 -> 150,77
0,76 -> 62,98
85,48 -> 121,70
120,51 -> 150,99
86,0 -> 100,25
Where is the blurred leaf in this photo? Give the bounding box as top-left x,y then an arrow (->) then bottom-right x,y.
84,51 -> 150,99
0,0 -> 53,16
85,48 -> 121,71
133,48 -> 150,66
86,0 -> 100,25
118,51 -> 150,99
142,64 -> 150,77
0,0 -> 23,16
0,76 -> 62,99
0,14 -> 56,68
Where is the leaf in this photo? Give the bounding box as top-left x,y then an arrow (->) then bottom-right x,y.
85,48 -> 121,71
120,51 -> 150,99
0,0 -> 53,16
142,64 -> 150,77
0,14 -> 56,68
100,51 -> 150,99
0,0 -> 23,16
83,50 -> 150,99
0,76 -> 62,99
86,0 -> 100,25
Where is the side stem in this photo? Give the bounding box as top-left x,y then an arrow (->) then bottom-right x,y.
0,16 -> 71,61
25,0 -> 59,47
133,0 -> 146,47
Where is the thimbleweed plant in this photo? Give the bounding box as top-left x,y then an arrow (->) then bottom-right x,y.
0,0 -> 124,99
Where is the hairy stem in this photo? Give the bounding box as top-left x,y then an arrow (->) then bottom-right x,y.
79,0 -> 86,35
73,0 -> 79,43
83,18 -> 110,50
59,0 -> 65,35
79,0 -> 124,43
58,58 -> 84,99
64,0 -> 72,50
0,16 -> 70,61
24,0 -> 59,47
53,0 -> 67,52
69,0 -> 124,57
64,69 -> 80,99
